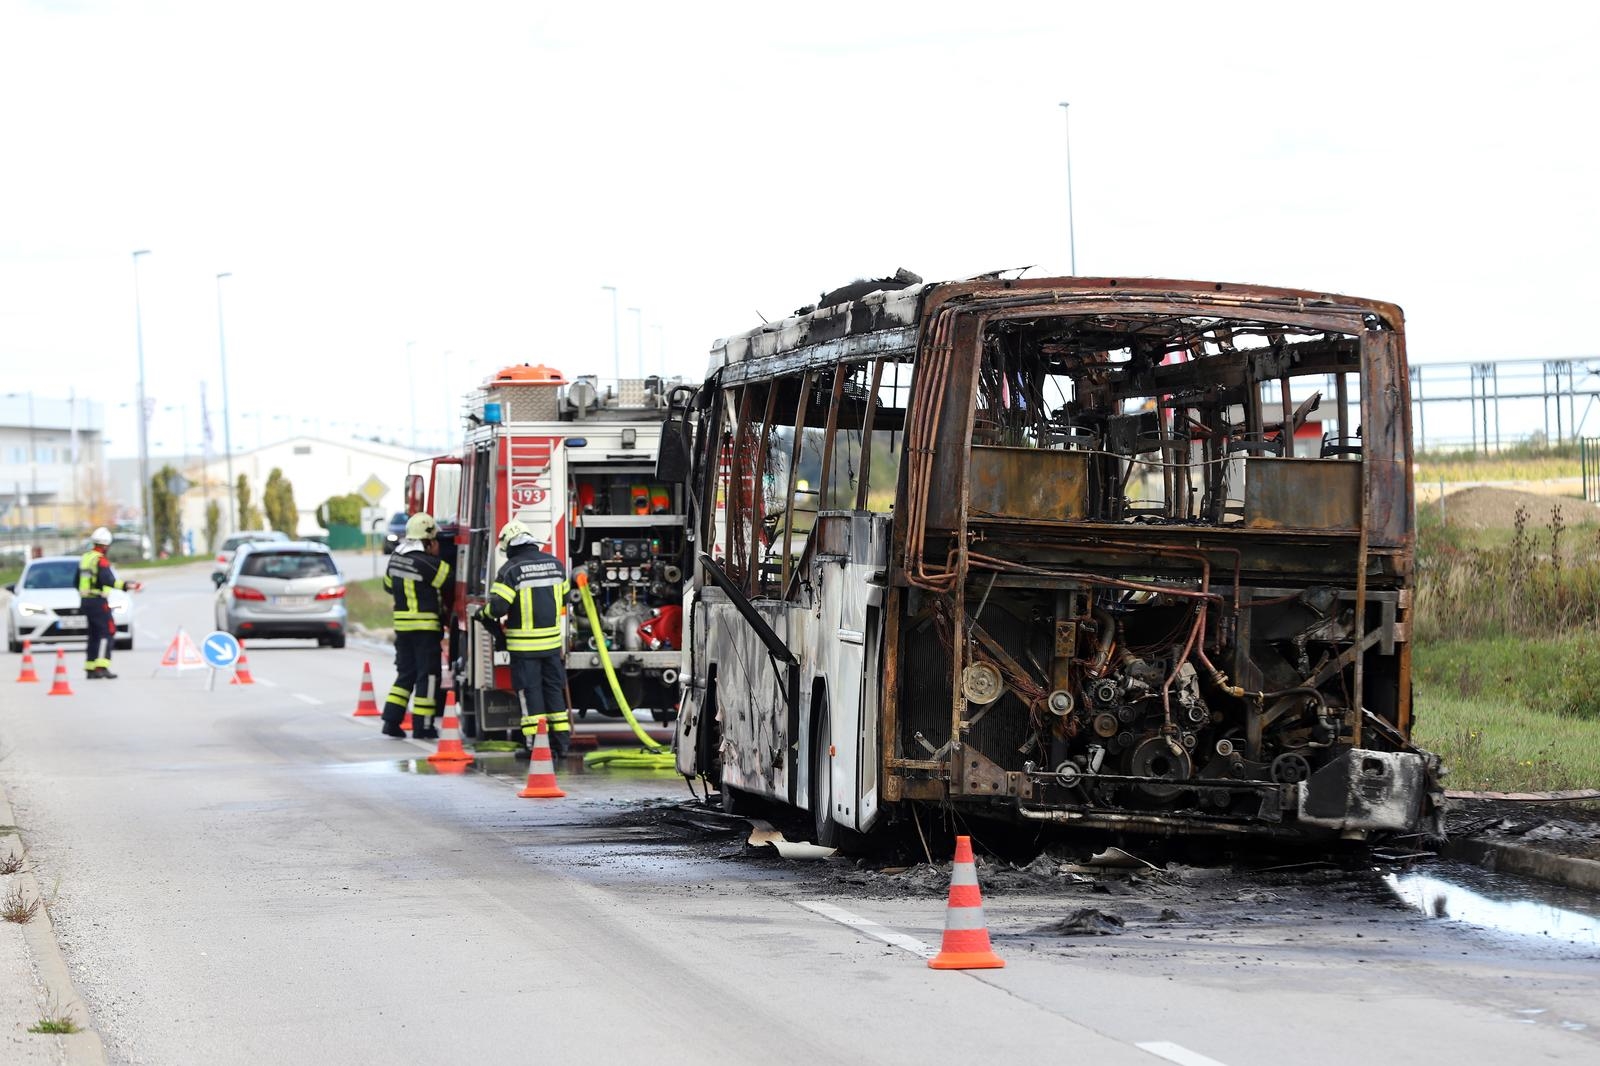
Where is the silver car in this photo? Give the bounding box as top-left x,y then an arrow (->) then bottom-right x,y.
213,542 -> 346,648
5,555 -> 134,653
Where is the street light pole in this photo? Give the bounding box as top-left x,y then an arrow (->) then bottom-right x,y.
628,306 -> 643,379
1058,102 -> 1077,276
405,340 -> 418,449
601,285 -> 620,382
216,271 -> 236,533
132,249 -> 154,548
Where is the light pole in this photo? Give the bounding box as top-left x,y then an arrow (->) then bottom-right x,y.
628,306 -> 643,379
601,285 -> 620,382
405,340 -> 418,450
441,349 -> 454,450
216,271 -> 236,533
132,249 -> 153,546
1058,102 -> 1077,276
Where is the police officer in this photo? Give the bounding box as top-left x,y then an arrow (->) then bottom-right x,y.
382,512 -> 454,740
477,521 -> 571,760
79,527 -> 140,679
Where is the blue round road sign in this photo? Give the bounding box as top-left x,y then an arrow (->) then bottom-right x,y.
202,631 -> 241,669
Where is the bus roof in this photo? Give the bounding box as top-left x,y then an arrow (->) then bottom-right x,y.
709,275 -> 1404,382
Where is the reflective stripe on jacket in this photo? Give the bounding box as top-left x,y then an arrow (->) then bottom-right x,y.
78,549 -> 125,599
384,548 -> 453,632
480,546 -> 568,653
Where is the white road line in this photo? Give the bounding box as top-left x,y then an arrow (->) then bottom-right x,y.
292,693 -> 322,705
256,677 -> 279,688
1136,1041 -> 1231,1066
796,900 -> 935,958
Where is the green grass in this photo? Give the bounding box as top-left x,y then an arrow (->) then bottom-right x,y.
1417,455 -> 1581,483
27,1017 -> 79,1035
121,554 -> 208,570
1414,637 -> 1600,790
344,577 -> 392,631
0,566 -> 20,588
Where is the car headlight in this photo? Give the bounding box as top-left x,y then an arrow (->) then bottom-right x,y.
16,602 -> 49,617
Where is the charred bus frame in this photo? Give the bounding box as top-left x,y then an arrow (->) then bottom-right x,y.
663,276 -> 1440,844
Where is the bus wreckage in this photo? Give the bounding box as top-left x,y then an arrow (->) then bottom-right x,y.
660,274 -> 1443,844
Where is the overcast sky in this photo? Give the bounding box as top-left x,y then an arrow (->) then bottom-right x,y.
2,0 -> 1596,458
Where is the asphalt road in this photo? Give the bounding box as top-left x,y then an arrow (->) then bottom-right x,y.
2,561 -> 1599,1065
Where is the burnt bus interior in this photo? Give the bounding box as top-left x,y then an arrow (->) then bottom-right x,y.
691,281 -> 1436,839
890,292 -> 1434,837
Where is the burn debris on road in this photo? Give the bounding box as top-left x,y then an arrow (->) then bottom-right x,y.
1038,908 -> 1127,936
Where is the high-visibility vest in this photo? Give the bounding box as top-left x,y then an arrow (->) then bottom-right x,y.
78,549 -> 125,599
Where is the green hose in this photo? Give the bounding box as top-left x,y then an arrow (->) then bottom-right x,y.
575,572 -> 676,771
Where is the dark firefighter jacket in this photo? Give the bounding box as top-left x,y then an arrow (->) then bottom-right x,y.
384,545 -> 454,632
479,542 -> 568,653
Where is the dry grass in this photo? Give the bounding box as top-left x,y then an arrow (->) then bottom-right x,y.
1,882 -> 40,924
0,848 -> 24,875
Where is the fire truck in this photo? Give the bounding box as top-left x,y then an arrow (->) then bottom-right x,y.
404,364 -> 688,741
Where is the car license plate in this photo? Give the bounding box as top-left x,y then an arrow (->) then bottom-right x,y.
56,616 -> 86,630
272,596 -> 312,607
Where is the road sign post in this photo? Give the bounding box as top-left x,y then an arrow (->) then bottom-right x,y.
201,630 -> 241,691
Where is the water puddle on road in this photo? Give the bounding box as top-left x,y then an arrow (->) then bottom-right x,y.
1385,863 -> 1600,948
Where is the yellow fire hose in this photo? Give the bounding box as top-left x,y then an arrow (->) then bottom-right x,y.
574,571 -> 677,770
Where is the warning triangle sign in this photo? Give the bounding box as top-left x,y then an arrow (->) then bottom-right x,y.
158,628 -> 206,671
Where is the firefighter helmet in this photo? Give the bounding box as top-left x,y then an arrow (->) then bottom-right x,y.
90,527 -> 113,546
497,520 -> 530,549
405,513 -> 438,540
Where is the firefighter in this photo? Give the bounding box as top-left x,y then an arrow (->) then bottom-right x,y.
79,527 -> 140,679
477,520 -> 571,760
381,512 -> 454,740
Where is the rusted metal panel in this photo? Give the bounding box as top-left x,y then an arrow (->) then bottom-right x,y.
1363,330 -> 1413,550
967,446 -> 1090,522
1243,457 -> 1361,530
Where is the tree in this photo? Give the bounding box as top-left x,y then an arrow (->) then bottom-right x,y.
236,474 -> 264,531
150,465 -> 182,556
204,500 -> 221,554
263,468 -> 299,536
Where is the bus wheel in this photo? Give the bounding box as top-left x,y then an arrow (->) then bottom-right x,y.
811,707 -> 839,849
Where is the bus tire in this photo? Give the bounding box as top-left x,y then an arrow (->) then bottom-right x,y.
811,705 -> 839,849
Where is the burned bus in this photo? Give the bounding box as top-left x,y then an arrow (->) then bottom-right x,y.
660,275 -> 1440,845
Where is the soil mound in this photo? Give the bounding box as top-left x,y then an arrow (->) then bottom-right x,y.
1441,486 -> 1592,529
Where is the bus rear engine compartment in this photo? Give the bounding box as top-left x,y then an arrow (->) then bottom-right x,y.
910,571 -> 1436,838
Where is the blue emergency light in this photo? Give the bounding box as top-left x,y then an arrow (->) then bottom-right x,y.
483,402 -> 503,424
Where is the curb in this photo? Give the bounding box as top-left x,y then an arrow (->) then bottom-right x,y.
0,784 -> 108,1066
1444,836 -> 1600,894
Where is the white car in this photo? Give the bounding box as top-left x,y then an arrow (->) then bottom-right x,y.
4,555 -> 134,653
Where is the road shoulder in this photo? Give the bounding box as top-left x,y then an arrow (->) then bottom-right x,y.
0,781 -> 107,1066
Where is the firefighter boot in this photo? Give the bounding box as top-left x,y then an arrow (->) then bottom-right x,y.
380,708 -> 406,739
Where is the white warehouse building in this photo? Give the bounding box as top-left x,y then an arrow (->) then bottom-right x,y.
177,434 -> 432,546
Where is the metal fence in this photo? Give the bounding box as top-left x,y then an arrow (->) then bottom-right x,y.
1413,356 -> 1600,453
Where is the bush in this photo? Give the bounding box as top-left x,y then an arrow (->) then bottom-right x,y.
319,493 -> 365,528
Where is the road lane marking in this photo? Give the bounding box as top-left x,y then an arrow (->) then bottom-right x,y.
256,677 -> 278,687
1136,1042 -> 1231,1066
292,693 -> 322,705
796,900 -> 934,958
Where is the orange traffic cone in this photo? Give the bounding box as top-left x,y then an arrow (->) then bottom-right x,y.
353,662 -> 380,717
518,719 -> 567,799
230,642 -> 255,685
927,835 -> 1005,970
400,708 -> 414,731
16,641 -> 39,683
46,650 -> 73,697
425,691 -> 474,764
